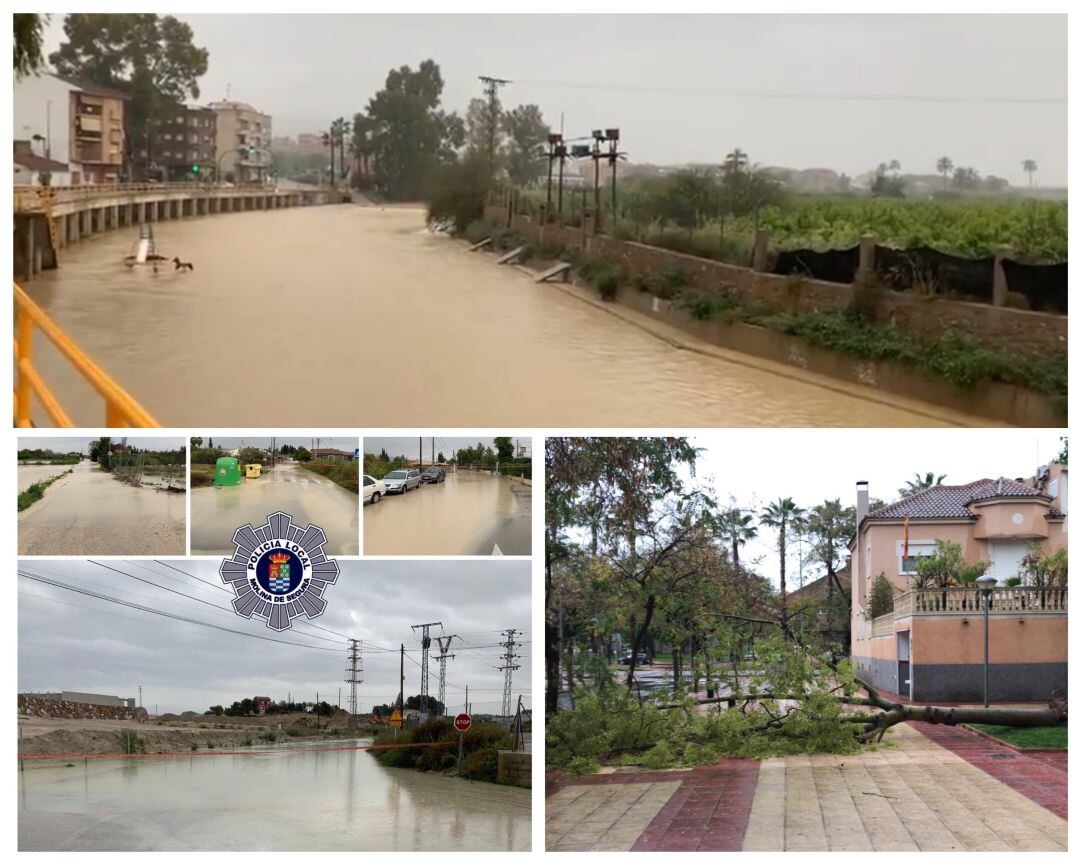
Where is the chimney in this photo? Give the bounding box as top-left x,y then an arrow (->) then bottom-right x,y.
856,480 -> 869,526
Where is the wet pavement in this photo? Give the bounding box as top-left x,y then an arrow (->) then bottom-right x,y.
547,722 -> 1066,851
19,739 -> 531,851
364,471 -> 531,555
18,464 -> 72,494
18,461 -> 185,555
23,205 -> 983,427
190,461 -> 358,555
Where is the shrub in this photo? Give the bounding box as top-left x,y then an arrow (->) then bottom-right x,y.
868,573 -> 895,618
459,747 -> 499,782
463,219 -> 495,245
682,291 -> 738,321
425,157 -> 489,234
119,730 -> 143,754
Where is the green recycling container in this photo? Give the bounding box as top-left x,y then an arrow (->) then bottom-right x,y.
213,456 -> 242,486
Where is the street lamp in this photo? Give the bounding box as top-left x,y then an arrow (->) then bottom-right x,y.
975,574 -> 997,708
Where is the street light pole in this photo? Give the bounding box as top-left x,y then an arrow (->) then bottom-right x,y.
976,574 -> 997,709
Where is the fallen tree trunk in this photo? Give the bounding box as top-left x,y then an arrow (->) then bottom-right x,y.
655,681 -> 1067,743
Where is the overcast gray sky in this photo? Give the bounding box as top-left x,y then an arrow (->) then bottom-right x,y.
19,559 -> 531,716
18,436 -> 185,453
41,13 -> 1067,185
363,436 -> 531,461
570,429 -> 1064,590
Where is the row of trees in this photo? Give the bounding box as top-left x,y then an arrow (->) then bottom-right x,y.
342,60 -> 549,201
207,699 -> 334,717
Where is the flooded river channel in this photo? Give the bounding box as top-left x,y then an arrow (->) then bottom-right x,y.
24,205 -> 978,427
18,739 -> 530,851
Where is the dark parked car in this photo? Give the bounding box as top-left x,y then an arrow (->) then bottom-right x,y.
620,651 -> 651,666
421,466 -> 446,484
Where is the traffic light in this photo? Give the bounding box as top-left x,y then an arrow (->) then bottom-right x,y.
192,163 -> 200,174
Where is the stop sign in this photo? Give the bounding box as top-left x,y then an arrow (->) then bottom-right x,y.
454,712 -> 472,732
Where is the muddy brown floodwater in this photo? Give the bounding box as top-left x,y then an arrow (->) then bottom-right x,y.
190,460 -> 359,555
17,464 -> 72,494
364,471 -> 531,555
18,461 -> 185,555
24,205 -> 986,427
19,739 -> 531,851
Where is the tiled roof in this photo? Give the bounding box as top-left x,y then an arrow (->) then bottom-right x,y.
868,478 -> 1059,520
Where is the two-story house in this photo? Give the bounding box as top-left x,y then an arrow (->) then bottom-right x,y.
850,463 -> 1067,702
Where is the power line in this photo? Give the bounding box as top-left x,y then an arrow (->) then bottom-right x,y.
18,570 -> 341,652
498,628 -> 521,722
508,77 -> 1065,106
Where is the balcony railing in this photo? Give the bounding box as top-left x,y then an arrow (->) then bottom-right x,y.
896,586 -> 1067,615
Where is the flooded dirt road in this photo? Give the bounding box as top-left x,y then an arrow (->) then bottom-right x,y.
18,461 -> 185,555
25,205 -> 982,426
19,740 -> 530,851
17,464 -> 72,494
364,471 -> 531,555
190,460 -> 358,555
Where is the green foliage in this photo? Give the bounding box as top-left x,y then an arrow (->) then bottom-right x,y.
363,59 -> 463,200
746,309 -> 1066,403
682,291 -> 739,321
300,460 -> 359,493
547,636 -> 864,771
18,469 -> 72,511
14,13 -> 47,77
426,155 -> 489,233
501,104 -> 549,186
914,539 -> 972,588
371,719 -> 511,784
1021,543 -> 1068,587
119,730 -> 143,754
868,573 -> 895,618
463,220 -> 495,245
968,723 -> 1067,749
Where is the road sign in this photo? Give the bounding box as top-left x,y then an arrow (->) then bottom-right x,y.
354,447 -> 360,458
388,707 -> 404,729
454,713 -> 472,733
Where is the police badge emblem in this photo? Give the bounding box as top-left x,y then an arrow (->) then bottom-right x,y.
219,511 -> 339,631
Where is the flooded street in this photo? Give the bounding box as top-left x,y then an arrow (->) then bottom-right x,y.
24,205 -> 977,427
190,461 -> 359,555
364,471 -> 531,555
18,461 -> 185,555
17,464 -> 72,494
19,740 -> 530,851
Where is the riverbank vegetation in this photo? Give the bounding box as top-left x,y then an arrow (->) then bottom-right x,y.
370,717 -> 514,783
18,469 -> 73,511
300,460 -> 359,493
18,448 -> 81,465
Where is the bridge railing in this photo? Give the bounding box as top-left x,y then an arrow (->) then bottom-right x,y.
14,181 -> 302,212
13,282 -> 159,428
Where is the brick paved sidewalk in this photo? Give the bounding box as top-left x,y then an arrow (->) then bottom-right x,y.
546,722 -> 1067,852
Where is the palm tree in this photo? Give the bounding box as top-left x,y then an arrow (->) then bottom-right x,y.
330,116 -> 349,182
719,508 -> 757,571
936,156 -> 953,190
1021,159 -> 1038,188
761,497 -> 806,621
722,147 -> 749,175
899,471 -> 948,497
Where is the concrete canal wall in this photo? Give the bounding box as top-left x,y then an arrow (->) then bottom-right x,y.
497,750 -> 531,787
14,184 -> 345,282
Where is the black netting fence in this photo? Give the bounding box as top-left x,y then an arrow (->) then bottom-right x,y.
873,246 -> 994,303
1001,259 -> 1068,314
773,246 -> 859,284
772,243 -> 1066,314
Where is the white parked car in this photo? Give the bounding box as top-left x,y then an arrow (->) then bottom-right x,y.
381,469 -> 421,494
363,474 -> 386,505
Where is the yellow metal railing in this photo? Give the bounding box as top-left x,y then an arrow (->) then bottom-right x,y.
13,282 -> 159,428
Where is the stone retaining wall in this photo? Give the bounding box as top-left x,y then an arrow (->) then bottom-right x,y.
484,206 -> 1066,356
19,694 -> 149,722
498,749 -> 532,787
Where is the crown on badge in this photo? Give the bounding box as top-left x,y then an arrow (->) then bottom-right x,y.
269,552 -> 290,565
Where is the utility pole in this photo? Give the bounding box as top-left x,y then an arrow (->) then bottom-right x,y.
411,622 -> 442,716
398,643 -> 405,712
478,75 -> 511,181
345,639 -> 363,729
138,685 -> 142,708
434,634 -> 458,715
498,629 -> 521,724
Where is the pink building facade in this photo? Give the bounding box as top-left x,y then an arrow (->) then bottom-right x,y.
850,464 -> 1067,702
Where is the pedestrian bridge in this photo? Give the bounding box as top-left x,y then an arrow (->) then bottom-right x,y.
13,182 -> 343,281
